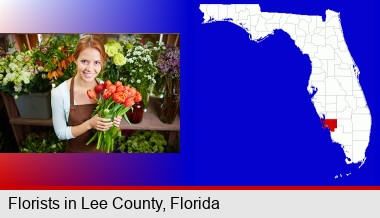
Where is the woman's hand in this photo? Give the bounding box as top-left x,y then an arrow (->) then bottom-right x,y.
113,116 -> 122,128
87,114 -> 113,131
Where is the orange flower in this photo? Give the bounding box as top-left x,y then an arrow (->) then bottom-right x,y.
124,97 -> 135,107
116,85 -> 127,93
47,70 -> 64,80
68,54 -> 75,63
113,92 -> 127,103
115,81 -> 122,87
128,87 -> 137,98
104,80 -> 112,89
87,89 -> 96,99
102,90 -> 112,99
107,85 -> 116,94
60,59 -> 67,69
134,92 -> 142,102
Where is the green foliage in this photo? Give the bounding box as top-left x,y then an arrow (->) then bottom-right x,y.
101,34 -> 165,107
118,131 -> 166,153
33,34 -> 79,87
21,129 -> 66,153
0,34 -> 79,96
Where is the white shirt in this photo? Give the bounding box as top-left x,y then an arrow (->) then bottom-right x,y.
51,81 -> 73,140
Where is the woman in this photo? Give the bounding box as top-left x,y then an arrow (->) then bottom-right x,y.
51,35 -> 122,152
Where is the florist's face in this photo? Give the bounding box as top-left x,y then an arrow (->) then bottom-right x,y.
76,47 -> 102,82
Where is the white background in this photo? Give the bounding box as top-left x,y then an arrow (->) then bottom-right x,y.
0,190 -> 378,217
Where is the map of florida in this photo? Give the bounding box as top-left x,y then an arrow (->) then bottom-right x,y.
200,4 -> 372,165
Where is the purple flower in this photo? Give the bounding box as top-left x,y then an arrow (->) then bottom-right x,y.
156,46 -> 180,75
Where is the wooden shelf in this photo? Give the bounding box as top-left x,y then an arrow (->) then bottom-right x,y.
8,97 -> 180,130
1,92 -> 180,147
9,118 -> 52,126
119,97 -> 180,131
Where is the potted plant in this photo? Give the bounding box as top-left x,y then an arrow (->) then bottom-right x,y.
101,35 -> 164,123
21,129 -> 66,153
120,35 -> 164,111
0,34 -> 79,119
118,130 -> 166,153
156,46 -> 180,124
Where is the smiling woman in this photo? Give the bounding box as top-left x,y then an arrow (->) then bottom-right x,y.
51,35 -> 122,153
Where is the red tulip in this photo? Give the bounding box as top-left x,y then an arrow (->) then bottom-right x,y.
116,85 -> 127,93
113,92 -> 127,103
87,89 -> 96,99
115,81 -> 122,87
124,98 -> 135,107
95,84 -> 105,93
129,87 -> 137,97
107,85 -> 116,94
104,80 -> 113,89
102,90 -> 112,99
134,92 -> 142,102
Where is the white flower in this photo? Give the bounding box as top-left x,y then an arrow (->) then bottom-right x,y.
9,62 -> 18,71
14,83 -> 22,92
21,71 -> 32,84
136,79 -> 141,84
16,54 -> 24,62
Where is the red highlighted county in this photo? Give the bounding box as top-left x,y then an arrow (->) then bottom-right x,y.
320,119 -> 338,132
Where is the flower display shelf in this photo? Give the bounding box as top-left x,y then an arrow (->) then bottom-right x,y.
1,93 -> 53,147
1,93 -> 179,147
120,96 -> 180,131
120,96 -> 179,146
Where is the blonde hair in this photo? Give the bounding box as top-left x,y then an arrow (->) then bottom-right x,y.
73,35 -> 108,69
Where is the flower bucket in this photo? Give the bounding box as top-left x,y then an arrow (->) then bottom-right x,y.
14,92 -> 52,119
159,75 -> 180,124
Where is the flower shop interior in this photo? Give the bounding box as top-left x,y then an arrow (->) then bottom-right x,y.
0,33 -> 180,153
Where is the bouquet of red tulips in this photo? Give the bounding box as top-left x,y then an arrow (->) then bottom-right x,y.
86,80 -> 142,152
